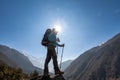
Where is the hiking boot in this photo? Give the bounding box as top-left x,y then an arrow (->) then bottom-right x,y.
55,71 -> 64,75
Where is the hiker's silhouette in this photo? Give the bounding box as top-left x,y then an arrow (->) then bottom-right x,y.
42,28 -> 64,77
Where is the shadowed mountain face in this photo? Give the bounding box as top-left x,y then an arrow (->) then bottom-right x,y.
0,45 -> 42,74
64,33 -> 120,80
0,52 -> 17,67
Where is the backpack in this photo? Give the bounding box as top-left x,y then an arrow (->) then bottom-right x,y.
41,28 -> 51,46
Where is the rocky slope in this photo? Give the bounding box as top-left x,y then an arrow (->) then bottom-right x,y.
64,33 -> 120,80
0,45 -> 42,74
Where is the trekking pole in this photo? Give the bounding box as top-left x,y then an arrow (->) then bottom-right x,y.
60,46 -> 64,69
56,46 -> 58,55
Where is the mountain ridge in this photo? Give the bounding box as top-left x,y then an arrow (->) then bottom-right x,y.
64,33 -> 120,80
0,44 -> 42,74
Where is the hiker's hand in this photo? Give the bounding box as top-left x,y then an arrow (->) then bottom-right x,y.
61,44 -> 65,47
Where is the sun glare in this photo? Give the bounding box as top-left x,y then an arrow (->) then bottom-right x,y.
54,24 -> 62,33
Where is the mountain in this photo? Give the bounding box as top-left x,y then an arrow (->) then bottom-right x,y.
0,45 -> 42,74
0,52 -> 17,67
26,55 -> 45,69
64,33 -> 120,80
60,60 -> 73,71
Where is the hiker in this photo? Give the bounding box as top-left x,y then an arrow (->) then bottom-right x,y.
43,28 -> 65,76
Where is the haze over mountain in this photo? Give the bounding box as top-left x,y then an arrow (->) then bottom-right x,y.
26,55 -> 45,69
64,33 -> 120,80
0,45 -> 42,74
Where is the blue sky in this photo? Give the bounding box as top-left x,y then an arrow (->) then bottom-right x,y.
0,0 -> 120,61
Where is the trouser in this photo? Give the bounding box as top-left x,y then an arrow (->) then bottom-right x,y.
44,46 -> 60,75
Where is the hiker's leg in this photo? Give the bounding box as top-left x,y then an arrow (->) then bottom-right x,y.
51,47 -> 60,74
44,48 -> 51,76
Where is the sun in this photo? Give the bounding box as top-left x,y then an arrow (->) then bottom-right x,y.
54,24 -> 62,33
